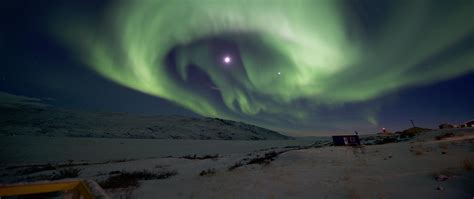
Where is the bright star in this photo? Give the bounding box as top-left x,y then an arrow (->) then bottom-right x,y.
223,56 -> 231,64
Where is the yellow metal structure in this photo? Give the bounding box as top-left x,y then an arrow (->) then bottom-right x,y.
0,180 -> 96,199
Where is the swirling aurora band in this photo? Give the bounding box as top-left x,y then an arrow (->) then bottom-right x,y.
59,0 -> 473,133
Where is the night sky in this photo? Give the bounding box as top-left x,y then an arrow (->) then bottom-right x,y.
1,0 -> 473,136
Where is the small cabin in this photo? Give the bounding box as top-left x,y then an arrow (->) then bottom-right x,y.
332,135 -> 360,146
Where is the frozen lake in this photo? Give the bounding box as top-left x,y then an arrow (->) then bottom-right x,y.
0,136 -> 324,164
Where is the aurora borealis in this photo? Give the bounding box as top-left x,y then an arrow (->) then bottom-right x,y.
2,0 -> 474,135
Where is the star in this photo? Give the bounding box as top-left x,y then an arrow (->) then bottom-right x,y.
223,56 -> 232,64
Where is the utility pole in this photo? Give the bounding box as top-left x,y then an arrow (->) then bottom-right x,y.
410,120 -> 417,134
410,120 -> 416,128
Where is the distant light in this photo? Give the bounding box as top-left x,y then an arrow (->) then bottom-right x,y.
223,56 -> 232,64
278,72 -> 281,75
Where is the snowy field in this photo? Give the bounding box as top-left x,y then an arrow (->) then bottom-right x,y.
0,136 -> 320,163
1,129 -> 473,199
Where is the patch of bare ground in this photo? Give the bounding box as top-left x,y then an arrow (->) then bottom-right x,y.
199,168 -> 216,176
228,150 -> 283,171
99,170 -> 177,189
462,159 -> 473,171
180,154 -> 219,160
410,144 -> 427,155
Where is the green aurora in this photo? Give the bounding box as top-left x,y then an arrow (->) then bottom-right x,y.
59,0 -> 473,133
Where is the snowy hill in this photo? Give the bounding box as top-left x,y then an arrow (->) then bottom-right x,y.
0,93 -> 290,140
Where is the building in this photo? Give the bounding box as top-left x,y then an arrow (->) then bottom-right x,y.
463,120 -> 474,127
332,135 -> 360,146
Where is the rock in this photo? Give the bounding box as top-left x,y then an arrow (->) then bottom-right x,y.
435,175 -> 449,181
436,185 -> 444,191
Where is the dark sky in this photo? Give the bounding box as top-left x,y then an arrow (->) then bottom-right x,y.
1,0 -> 473,136
1,0 -> 196,116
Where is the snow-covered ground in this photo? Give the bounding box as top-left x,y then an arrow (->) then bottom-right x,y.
0,136 -> 318,163
1,129 -> 473,198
